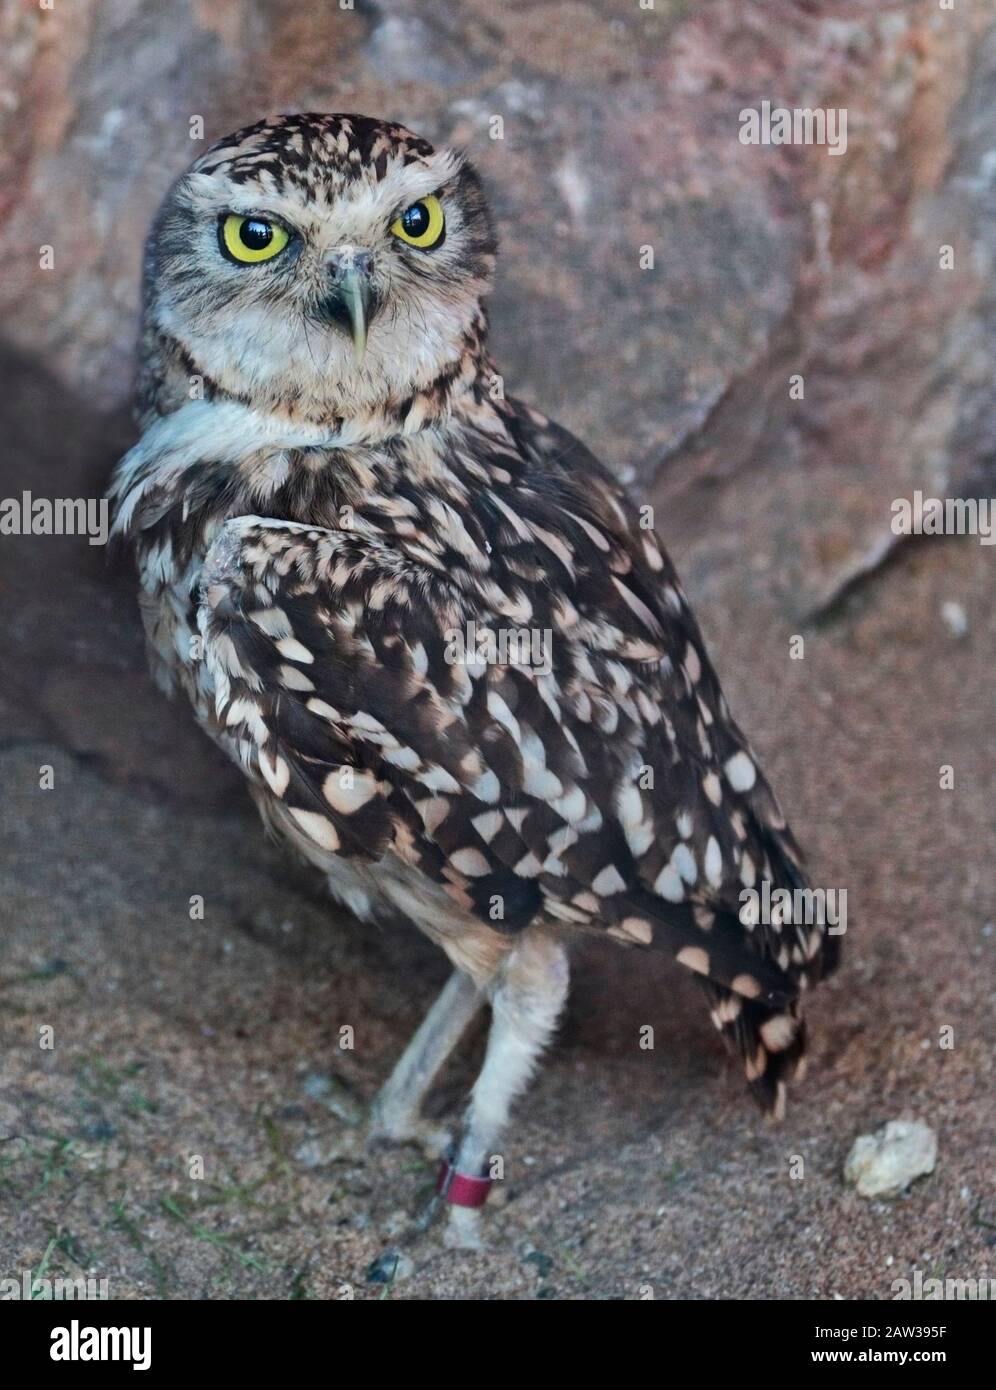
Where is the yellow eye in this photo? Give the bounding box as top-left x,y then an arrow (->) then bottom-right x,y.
390,195 -> 445,249
220,214 -> 290,264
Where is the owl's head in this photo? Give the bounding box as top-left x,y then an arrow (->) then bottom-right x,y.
142,114 -> 497,427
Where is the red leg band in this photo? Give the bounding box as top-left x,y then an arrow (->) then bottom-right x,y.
436,1154 -> 493,1208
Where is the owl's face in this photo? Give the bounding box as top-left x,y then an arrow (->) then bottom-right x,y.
145,114 -> 496,423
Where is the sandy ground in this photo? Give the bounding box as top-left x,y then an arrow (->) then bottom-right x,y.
1,450 -> 992,1299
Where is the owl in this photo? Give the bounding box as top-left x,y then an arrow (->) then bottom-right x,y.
111,114 -> 839,1249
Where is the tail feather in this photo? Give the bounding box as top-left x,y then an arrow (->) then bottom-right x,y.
701,982 -> 807,1118
615,838 -> 839,1117
619,889 -> 796,1009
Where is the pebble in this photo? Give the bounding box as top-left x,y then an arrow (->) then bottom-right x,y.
844,1119 -> 937,1198
366,1249 -> 414,1284
940,600 -> 968,638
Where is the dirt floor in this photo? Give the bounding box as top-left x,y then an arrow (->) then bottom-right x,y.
1,443 -> 992,1299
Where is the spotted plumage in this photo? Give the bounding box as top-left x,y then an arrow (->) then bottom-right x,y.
111,114 -> 838,1246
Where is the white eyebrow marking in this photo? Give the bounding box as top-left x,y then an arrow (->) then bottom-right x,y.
346,150 -> 463,226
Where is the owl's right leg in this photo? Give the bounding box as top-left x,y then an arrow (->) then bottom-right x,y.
434,929 -> 570,1250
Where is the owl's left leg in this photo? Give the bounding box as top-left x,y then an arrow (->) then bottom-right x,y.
435,928 -> 570,1250
322,968 -> 482,1163
370,968 -> 484,1150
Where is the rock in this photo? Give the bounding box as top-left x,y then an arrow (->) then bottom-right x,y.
844,1120 -> 938,1199
940,600 -> 968,638
523,1249 -> 554,1279
293,1138 -> 327,1170
2,3 -> 996,642
366,1249 -> 414,1285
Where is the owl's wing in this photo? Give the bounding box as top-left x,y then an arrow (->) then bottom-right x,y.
494,397 -> 840,1107
199,507 -> 834,1111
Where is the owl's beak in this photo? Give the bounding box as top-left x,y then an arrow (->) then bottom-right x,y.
321,248 -> 377,362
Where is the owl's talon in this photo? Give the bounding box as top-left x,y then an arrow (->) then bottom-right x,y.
369,1107 -> 453,1162
302,1120 -> 370,1166
411,1194 -> 489,1251
443,1205 -> 488,1252
413,1193 -> 443,1234
309,1107 -> 453,1167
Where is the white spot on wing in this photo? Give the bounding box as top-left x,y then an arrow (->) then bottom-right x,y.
258,748 -> 290,797
654,864 -> 684,902
724,751 -> 757,792
275,636 -> 314,665
672,843 -> 697,884
451,847 -> 491,877
323,769 -> 378,813
289,808 -> 340,852
704,836 -> 723,888
591,864 -> 627,896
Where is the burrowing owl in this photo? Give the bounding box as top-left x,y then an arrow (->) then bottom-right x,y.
111,114 -> 838,1247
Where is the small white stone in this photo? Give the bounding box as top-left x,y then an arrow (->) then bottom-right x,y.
844,1119 -> 937,1199
940,600 -> 967,638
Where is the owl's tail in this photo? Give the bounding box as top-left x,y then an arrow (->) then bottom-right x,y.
616,853 -> 838,1117
699,982 -> 808,1118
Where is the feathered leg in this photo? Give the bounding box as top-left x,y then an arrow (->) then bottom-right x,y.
371,968 -> 483,1149
439,929 -> 569,1250
324,968 -> 482,1163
